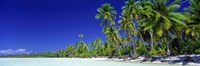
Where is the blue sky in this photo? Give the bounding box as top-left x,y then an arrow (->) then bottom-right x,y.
0,0 -> 189,52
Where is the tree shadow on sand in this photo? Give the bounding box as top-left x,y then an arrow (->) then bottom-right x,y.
141,55 -> 200,65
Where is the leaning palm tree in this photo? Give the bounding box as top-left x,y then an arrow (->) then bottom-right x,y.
122,0 -> 140,20
136,0 -> 154,52
104,24 -> 122,58
142,0 -> 187,55
119,13 -> 137,58
185,0 -> 200,40
182,0 -> 200,54
118,0 -> 141,58
95,3 -> 117,33
96,3 -> 121,57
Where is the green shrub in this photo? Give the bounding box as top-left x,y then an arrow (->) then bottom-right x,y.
144,52 -> 152,58
194,40 -> 200,54
157,48 -> 166,55
120,47 -> 126,55
172,47 -> 179,55
79,52 -> 89,58
149,48 -> 165,56
195,48 -> 200,54
136,40 -> 147,56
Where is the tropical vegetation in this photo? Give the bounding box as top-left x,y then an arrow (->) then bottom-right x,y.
1,0 -> 200,59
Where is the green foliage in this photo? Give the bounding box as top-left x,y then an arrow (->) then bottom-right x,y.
172,47 -> 179,55
179,40 -> 193,54
195,48 -> 200,54
136,40 -> 146,56
195,40 -> 200,54
146,42 -> 166,56
95,3 -> 116,32
3,0 -> 200,59
150,48 -> 166,56
185,0 -> 200,39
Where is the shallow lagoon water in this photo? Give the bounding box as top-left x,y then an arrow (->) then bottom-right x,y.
0,58 -> 179,66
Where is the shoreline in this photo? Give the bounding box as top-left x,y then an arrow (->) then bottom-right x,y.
81,55 -> 200,66
1,55 -> 200,66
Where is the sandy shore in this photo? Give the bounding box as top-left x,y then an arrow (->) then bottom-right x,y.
74,55 -> 200,66
105,57 -> 200,66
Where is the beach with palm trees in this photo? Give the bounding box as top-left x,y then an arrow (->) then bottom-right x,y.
1,0 -> 200,66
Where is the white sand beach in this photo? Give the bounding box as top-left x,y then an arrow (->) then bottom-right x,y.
1,57 -> 200,66
78,55 -> 200,66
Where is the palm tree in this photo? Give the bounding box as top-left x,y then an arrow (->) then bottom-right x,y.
91,38 -> 102,57
101,41 -> 116,56
78,33 -> 83,41
118,0 -> 141,58
137,0 -> 153,52
119,16 -> 138,57
122,0 -> 140,20
119,0 -> 155,57
96,3 -> 121,57
185,0 -> 200,40
181,0 -> 200,54
104,24 -> 122,58
80,43 -> 89,58
56,49 -> 65,57
91,41 -> 97,57
65,45 -> 76,57
142,0 -> 187,55
121,37 -> 135,57
94,38 -> 103,55
95,3 -> 117,33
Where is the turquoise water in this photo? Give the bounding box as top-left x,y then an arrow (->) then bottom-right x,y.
0,58 -> 176,66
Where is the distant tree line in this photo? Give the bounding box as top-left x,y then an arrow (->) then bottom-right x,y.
2,0 -> 200,59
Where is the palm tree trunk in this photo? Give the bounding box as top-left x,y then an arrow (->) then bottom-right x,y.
132,41 -> 137,59
115,42 -> 122,58
177,35 -> 182,53
106,20 -> 109,28
125,45 -> 134,58
129,48 -> 134,59
117,46 -> 122,58
139,32 -> 148,52
159,39 -> 163,49
150,32 -> 154,52
191,36 -> 196,54
165,31 -> 172,55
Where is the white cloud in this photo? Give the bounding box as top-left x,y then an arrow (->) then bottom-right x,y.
0,49 -> 32,56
